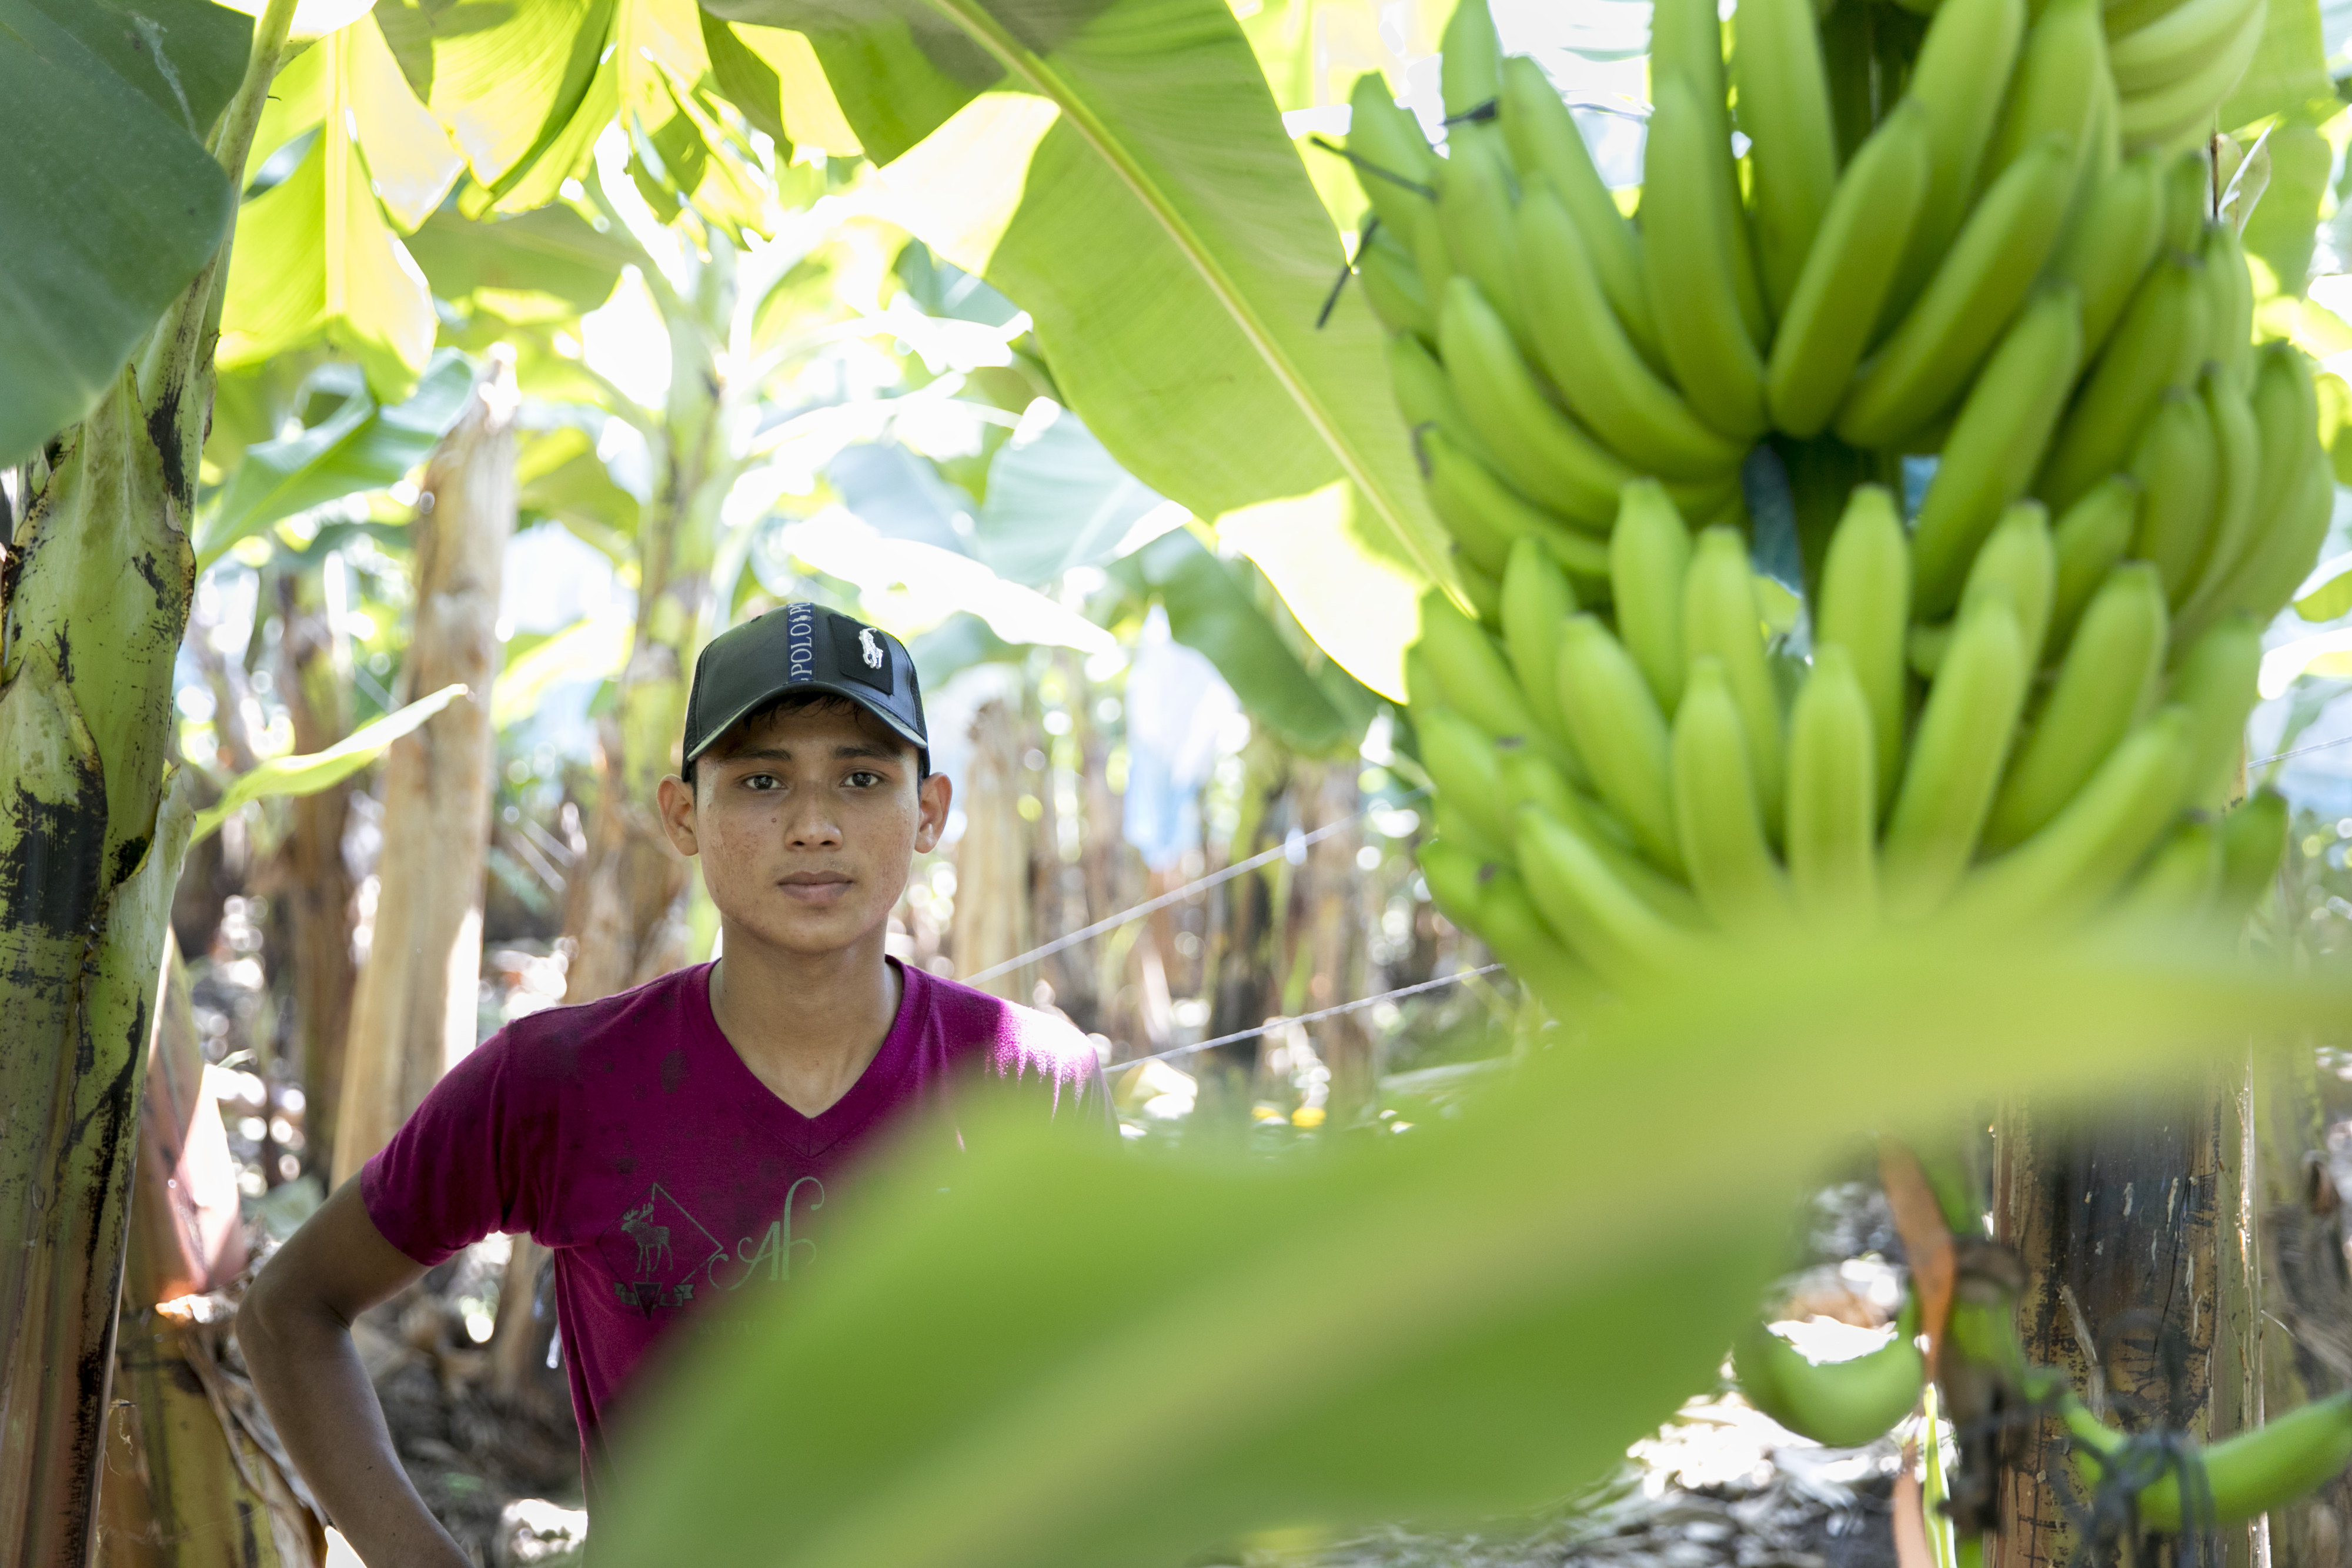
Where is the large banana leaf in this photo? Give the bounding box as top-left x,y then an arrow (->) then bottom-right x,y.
596,932 -> 2352,1568
0,0 -> 248,465
197,350 -> 475,570
1114,527 -> 1378,755
216,19 -> 440,399
696,0 -> 1451,641
971,403 -> 1172,585
190,683 -> 467,840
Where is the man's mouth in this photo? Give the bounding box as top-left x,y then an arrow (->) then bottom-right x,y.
777,871 -> 853,904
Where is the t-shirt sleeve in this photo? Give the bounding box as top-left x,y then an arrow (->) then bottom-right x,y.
359,1029 -> 540,1266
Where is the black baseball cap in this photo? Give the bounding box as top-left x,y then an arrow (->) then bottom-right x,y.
683,603 -> 928,774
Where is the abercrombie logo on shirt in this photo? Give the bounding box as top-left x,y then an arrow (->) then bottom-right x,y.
603,1177 -> 827,1316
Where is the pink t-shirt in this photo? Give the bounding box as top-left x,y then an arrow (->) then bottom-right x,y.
360,959 -> 1109,1479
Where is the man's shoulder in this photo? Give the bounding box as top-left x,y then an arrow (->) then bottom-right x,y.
484,963 -> 709,1083
906,965 -> 1101,1085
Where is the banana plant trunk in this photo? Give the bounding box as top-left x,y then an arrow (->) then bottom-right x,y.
1990,1066 -> 2259,1566
1199,734 -> 1295,1124
272,567 -> 358,1175
0,7 -> 293,1561
333,353 -> 519,1186
948,698 -> 1039,999
560,240 -> 731,1007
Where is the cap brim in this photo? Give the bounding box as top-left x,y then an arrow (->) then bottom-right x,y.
685,680 -> 929,765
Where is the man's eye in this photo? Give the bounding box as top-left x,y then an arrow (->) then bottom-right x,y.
744,774 -> 781,790
846,771 -> 883,788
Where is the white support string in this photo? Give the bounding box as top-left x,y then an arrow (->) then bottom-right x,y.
2250,733 -> 2352,770
1100,963 -> 1506,1076
963,787 -> 1429,984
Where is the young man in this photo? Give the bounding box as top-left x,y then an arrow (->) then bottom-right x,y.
240,603 -> 1111,1565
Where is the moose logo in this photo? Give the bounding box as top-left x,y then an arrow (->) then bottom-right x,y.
600,1184 -> 724,1316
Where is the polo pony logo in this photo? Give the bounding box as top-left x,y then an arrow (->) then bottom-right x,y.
858,627 -> 884,670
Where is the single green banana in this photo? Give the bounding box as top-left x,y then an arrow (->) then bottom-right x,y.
2159,146 -> 2211,253
1515,183 -> 1748,480
1555,613 -> 1685,875
1979,0 -> 2108,194
2201,219 -> 2257,387
1641,73 -> 1772,440
1731,0 -> 1842,316
1474,864 -> 1605,1018
1439,131 -> 1524,338
1415,835 -> 1491,928
1500,536 -> 1580,760
1388,332 -> 1495,470
1910,285 -> 2086,617
1815,484 -> 1912,808
1611,480 -> 1694,714
2046,152 -> 2165,360
1648,0 -> 1768,342
1673,656 -> 1793,928
1434,796 -> 1511,866
1416,587 -> 1561,755
2220,454 -> 2337,629
2068,1388 -> 2352,1532
1418,707 -> 1514,845
1357,223 -> 1435,342
2037,252 -> 2210,514
2047,475 -> 2144,656
1835,137 -> 2077,450
2169,611 -> 2264,812
2110,815 -> 2221,927
1438,276 -> 1634,527
1502,747 -> 1705,923
1684,527 -> 1788,840
1957,502 -> 2058,670
2110,0 -> 2261,93
1438,0 -> 1503,122
1765,101 -> 1934,438
1733,1312 -> 1925,1449
1883,597 -> 2032,920
2184,366 -> 2261,611
1516,807 -> 1707,987
1885,0 -> 2027,314
2116,0 -> 2266,152
2128,388 -> 2221,610
1983,562 -> 2169,851
1498,56 -> 1663,370
1787,644 -> 1880,927
1456,550 -> 1503,628
1951,707 -> 2190,928
1422,424 -> 1613,584
1344,73 -> 1443,252
2213,787 -> 2287,924
1411,196 -> 1456,304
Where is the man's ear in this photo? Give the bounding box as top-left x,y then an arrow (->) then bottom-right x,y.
913,771 -> 952,854
656,773 -> 700,857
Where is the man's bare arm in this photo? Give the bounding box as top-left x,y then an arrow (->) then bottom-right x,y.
237,1179 -> 471,1567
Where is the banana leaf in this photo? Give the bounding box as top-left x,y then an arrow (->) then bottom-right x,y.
597,930 -> 2352,1568
191,682 -> 467,841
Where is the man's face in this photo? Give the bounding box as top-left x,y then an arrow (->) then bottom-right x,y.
656,701 -> 951,959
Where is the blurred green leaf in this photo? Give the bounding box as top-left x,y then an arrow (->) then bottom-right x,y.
2297,553 -> 2352,621
191,682 -> 467,841
0,0 -> 239,466
2241,121 -> 2330,297
495,613 -> 632,727
598,932 -> 2352,1568
406,204 -> 637,317
422,0 -> 617,198
973,404 -> 1171,586
38,0 -> 254,139
199,350 -> 475,570
2221,0 -> 2334,129
1115,529 -> 1365,754
704,0 -> 1451,613
218,22 -> 440,399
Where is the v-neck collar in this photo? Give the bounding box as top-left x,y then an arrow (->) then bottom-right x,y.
687,959 -> 921,1160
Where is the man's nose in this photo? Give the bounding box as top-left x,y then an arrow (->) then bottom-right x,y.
780,794 -> 843,847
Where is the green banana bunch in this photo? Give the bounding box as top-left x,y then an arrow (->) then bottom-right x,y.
1383,0 -> 2327,1002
